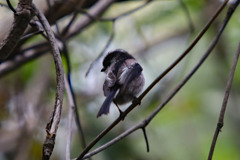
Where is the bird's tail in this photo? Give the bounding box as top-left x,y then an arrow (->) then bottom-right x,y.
97,86 -> 119,117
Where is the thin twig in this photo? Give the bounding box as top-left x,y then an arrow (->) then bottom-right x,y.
75,1 -> 229,159
65,74 -> 74,160
207,17 -> 240,160
61,0 -> 86,36
65,0 -> 114,39
82,123 -> 141,159
32,3 -> 65,160
85,0 -> 155,77
85,21 -> 115,77
61,42 -> 89,153
179,0 -> 194,32
79,0 -> 152,22
81,1 -> 237,158
0,42 -> 50,78
208,45 -> 240,160
20,30 -> 43,41
29,19 -> 49,40
142,127 -> 149,152
105,0 -> 153,21
85,0 -> 153,76
6,0 -> 16,13
46,0 -> 60,34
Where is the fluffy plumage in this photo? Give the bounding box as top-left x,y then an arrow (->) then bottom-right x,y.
97,49 -> 145,117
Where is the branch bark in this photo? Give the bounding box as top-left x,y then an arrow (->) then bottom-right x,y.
0,0 -> 114,77
64,74 -> 74,160
64,0 -> 114,39
0,0 -> 34,60
208,43 -> 240,160
32,3 -> 65,160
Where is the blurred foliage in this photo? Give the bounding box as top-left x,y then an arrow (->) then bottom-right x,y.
0,0 -> 240,160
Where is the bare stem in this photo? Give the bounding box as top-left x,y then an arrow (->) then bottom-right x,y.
32,3 -> 65,160
65,74 -> 74,160
207,3 -> 240,160
85,21 -> 115,77
208,43 -> 240,159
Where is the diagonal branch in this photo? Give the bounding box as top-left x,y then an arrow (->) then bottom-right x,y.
61,0 -> 86,36
78,0 -> 152,22
208,43 -> 240,159
178,0 -> 194,32
142,127 -> 149,152
6,0 -> 16,13
0,42 -> 50,78
65,0 -> 114,39
61,41 -> 89,154
85,21 -> 115,77
31,3 -> 65,160
64,74 -> 74,160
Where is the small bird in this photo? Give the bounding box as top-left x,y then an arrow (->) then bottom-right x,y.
97,49 -> 145,117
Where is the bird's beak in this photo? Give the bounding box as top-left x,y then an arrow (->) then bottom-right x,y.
101,68 -> 105,72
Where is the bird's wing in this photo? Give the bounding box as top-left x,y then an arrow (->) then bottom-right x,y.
118,63 -> 143,91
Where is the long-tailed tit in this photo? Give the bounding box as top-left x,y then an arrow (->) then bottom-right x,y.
97,49 -> 145,117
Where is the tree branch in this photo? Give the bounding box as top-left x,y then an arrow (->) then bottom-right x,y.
207,2 -> 240,155
0,0 -> 34,60
64,74 -> 74,160
208,44 -> 240,160
61,41 -> 89,155
85,21 -> 115,77
31,3 -> 65,160
0,42 -> 49,78
178,0 -> 194,32
6,0 -> 16,13
65,0 -> 114,39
